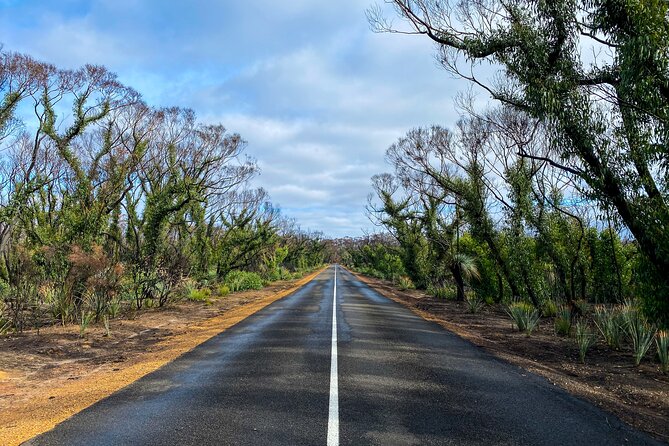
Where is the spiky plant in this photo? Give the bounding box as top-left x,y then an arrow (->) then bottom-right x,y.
622,306 -> 656,366
574,321 -> 597,363
465,293 -> 484,314
507,302 -> 540,335
554,305 -> 572,336
593,305 -> 623,350
656,330 -> 668,374
452,253 -> 481,281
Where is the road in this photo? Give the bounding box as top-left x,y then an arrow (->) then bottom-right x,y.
26,266 -> 661,446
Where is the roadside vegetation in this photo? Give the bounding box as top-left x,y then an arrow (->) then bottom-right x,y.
338,0 -> 669,372
0,49 -> 326,335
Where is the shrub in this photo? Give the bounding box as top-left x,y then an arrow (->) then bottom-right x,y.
225,270 -> 264,292
431,286 -> 457,300
621,303 -> 656,366
507,302 -> 540,335
574,299 -> 590,316
396,276 -> 415,290
574,321 -> 597,363
79,311 -> 94,338
593,305 -> 623,350
554,306 -> 572,336
465,293 -> 484,314
107,299 -> 121,318
180,278 -> 198,300
218,285 -> 230,296
541,299 -> 558,317
656,330 -> 668,374
188,288 -> 211,302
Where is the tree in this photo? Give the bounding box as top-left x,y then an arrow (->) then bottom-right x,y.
370,0 -> 669,319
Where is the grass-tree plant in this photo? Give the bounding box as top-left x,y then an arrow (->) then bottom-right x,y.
574,321 -> 597,364
593,305 -> 623,350
465,293 -> 484,314
554,305 -> 572,336
621,302 -> 656,366
507,301 -> 541,335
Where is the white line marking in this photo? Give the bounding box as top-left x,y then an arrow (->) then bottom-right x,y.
327,265 -> 339,446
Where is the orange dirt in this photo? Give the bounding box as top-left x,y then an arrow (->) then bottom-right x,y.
350,270 -> 669,443
0,268 -> 325,446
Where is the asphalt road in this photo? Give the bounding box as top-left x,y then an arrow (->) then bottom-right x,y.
26,266 -> 661,446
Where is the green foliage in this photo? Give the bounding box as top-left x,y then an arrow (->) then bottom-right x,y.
541,300 -> 558,318
396,275 -> 415,291
621,303 -> 656,366
375,0 -> 669,320
431,286 -> 457,300
656,331 -> 669,374
79,311 -> 94,338
225,270 -> 264,292
507,302 -> 540,335
218,285 -> 230,297
0,48 -> 328,335
574,322 -> 597,364
554,306 -> 572,336
465,293 -> 484,314
188,288 -> 211,302
350,243 -> 406,282
593,305 -> 623,350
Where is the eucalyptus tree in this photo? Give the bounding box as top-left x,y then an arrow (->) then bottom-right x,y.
370,0 -> 669,318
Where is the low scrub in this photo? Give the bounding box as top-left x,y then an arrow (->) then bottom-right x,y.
554,305 -> 572,336
574,321 -> 597,363
465,293 -> 484,314
593,305 -> 623,350
430,286 -> 457,300
225,271 -> 264,292
620,301 -> 656,366
507,302 -> 540,335
396,276 -> 415,290
188,288 -> 211,302
541,299 -> 558,317
657,330 -> 669,374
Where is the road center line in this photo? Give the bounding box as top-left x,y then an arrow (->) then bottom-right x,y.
327,265 -> 339,446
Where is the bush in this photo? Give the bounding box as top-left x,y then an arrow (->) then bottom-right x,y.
574,321 -> 597,363
656,330 -> 668,374
188,288 -> 211,302
593,305 -> 623,349
396,275 -> 415,290
621,303 -> 656,366
225,270 -> 264,292
507,302 -> 540,335
218,285 -> 230,296
465,293 -> 484,314
554,305 -> 572,336
431,286 -> 457,300
541,299 -> 558,317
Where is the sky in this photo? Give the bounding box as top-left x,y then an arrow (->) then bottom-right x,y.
0,0 -> 469,237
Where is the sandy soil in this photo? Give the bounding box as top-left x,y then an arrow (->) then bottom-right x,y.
350,271 -> 669,443
0,268 -> 325,446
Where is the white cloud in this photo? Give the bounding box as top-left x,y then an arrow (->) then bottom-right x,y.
1,0 -> 475,237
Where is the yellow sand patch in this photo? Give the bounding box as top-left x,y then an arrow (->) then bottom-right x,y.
0,267 -> 326,446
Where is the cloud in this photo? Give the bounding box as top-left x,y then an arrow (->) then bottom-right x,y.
0,0 -> 471,237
